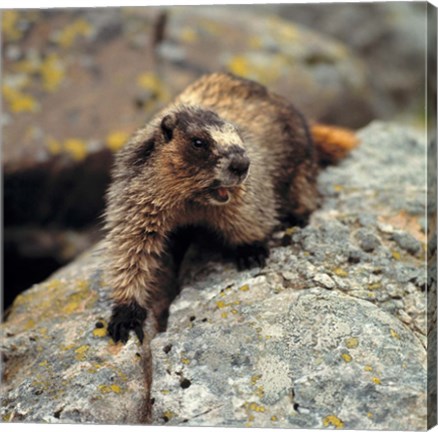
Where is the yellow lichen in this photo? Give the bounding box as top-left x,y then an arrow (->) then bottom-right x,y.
367,412 -> 373,418
248,402 -> 265,412
106,131 -> 130,152
2,10 -> 22,41
368,283 -> 381,290
199,19 -> 222,36
12,59 -> 39,74
390,329 -> 400,339
47,137 -> 62,155
364,365 -> 373,372
64,138 -> 87,161
61,343 -> 76,351
110,384 -> 122,394
40,54 -> 65,92
160,389 -> 170,395
216,301 -> 226,309
162,410 -> 174,420
57,18 -> 92,48
93,327 -> 107,337
98,384 -> 123,394
341,353 -> 352,363
180,27 -> 198,43
251,374 -> 262,385
271,415 -> 278,422
117,371 -> 128,382
239,284 -> 250,292
284,227 -> 298,236
228,55 -> 250,77
24,319 -> 36,330
137,72 -> 169,101
181,357 -> 191,365
38,360 -> 48,367
87,363 -> 102,374
74,345 -> 90,361
248,36 -> 262,49
372,377 -> 381,385
255,386 -> 265,398
231,309 -> 238,315
345,337 -> 359,349
392,251 -> 401,260
2,412 -> 13,422
2,85 -> 38,113
38,327 -> 48,336
333,268 -> 348,277
61,284 -> 92,314
276,21 -> 299,41
323,415 -> 345,429
221,312 -> 228,319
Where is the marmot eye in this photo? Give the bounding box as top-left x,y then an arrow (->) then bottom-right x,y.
192,138 -> 208,149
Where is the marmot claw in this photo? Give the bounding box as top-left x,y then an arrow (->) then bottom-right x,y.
235,242 -> 269,270
107,302 -> 147,344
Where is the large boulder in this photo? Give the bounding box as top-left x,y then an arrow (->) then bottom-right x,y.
1,122 -> 428,428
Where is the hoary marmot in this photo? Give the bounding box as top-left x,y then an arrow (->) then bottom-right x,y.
104,72 -> 357,343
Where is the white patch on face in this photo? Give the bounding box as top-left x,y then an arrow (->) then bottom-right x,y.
206,124 -> 243,151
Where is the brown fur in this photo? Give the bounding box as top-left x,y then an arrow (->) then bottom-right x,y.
104,72 -> 357,341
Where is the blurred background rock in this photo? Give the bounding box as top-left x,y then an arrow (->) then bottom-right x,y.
1,2 -> 427,311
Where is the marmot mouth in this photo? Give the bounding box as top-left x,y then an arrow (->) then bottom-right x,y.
209,186 -> 231,204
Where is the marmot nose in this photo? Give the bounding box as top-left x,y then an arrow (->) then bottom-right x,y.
229,155 -> 250,177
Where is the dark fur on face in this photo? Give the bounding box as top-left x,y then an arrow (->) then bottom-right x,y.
157,106 -> 250,205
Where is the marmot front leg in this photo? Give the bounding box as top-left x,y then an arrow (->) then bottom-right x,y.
106,225 -> 171,344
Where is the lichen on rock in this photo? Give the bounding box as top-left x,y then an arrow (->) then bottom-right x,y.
0,119 -> 428,427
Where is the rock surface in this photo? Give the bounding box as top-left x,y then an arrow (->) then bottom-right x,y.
1,121 -> 428,429
269,2 -> 428,124
1,248 -> 152,424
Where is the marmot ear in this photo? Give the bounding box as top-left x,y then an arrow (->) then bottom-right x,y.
161,113 -> 177,142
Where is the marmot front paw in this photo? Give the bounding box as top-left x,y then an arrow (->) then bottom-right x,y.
235,241 -> 269,270
107,302 -> 148,344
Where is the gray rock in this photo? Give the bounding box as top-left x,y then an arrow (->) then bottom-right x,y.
354,228 -> 381,252
313,273 -> 335,289
269,2 -> 427,123
151,289 -> 426,429
0,247 -> 153,424
1,121 -> 428,428
391,231 -> 422,255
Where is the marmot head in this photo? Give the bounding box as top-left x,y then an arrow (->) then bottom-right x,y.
156,105 -> 250,205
